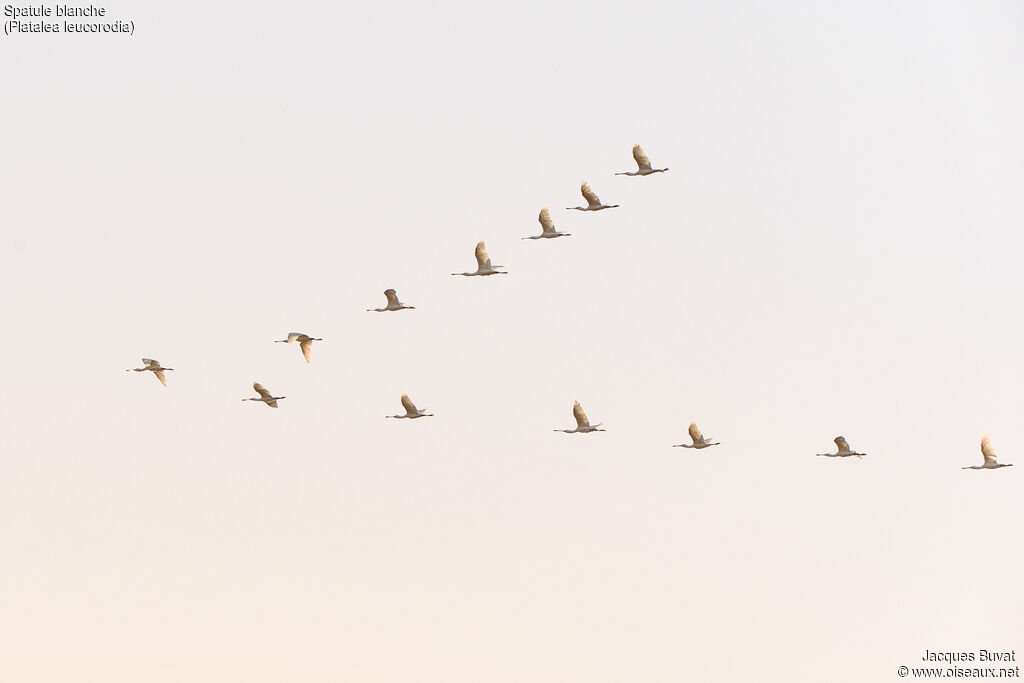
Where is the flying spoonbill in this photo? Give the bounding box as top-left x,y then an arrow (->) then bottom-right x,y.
963,434 -> 1013,470
615,144 -> 669,176
275,332 -> 322,363
817,436 -> 866,459
523,206 -> 571,239
451,241 -> 507,276
367,289 -> 415,312
126,358 -> 174,387
555,401 -> 605,433
567,181 -> 619,211
674,422 -> 719,449
386,393 -> 434,419
243,382 -> 285,408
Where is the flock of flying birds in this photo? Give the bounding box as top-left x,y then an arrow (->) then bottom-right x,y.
126,144 -> 1013,472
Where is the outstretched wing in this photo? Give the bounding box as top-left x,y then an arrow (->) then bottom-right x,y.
142,358 -> 159,367
475,241 -> 491,269
299,338 -> 313,363
253,383 -> 273,400
401,393 -> 418,414
573,401 -> 590,428
285,332 -> 302,343
153,369 -> 167,386
834,436 -> 850,452
632,143 -> 652,171
981,434 -> 997,465
688,422 -> 703,443
384,289 -> 399,305
581,182 -> 601,208
538,206 -> 555,232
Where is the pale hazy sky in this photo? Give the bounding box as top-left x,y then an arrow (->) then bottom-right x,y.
2,2 -> 1022,681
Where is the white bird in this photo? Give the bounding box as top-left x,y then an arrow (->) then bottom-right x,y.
963,434 -> 1013,470
126,358 -> 174,386
615,143 -> 669,176
523,206 -> 571,240
242,382 -> 285,408
367,288 -> 415,312
567,181 -> 619,211
451,241 -> 507,276
674,422 -> 720,449
555,401 -> 605,433
817,436 -> 866,459
386,393 -> 434,419
275,332 -> 322,363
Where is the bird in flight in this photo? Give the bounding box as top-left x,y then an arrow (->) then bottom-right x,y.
126,358 -> 174,387
523,206 -> 571,240
275,332 -> 322,363
962,434 -> 1013,470
615,143 -> 669,176
386,393 -> 434,419
367,288 -> 415,312
555,401 -> 606,433
674,422 -> 720,449
567,181 -> 619,211
243,382 -> 285,408
451,241 -> 508,276
817,436 -> 866,458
